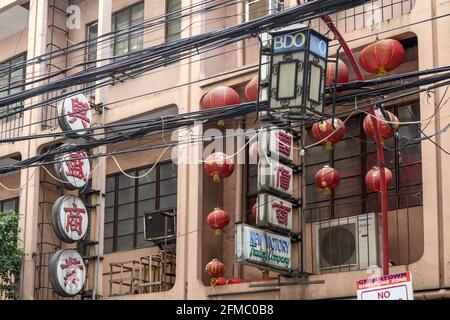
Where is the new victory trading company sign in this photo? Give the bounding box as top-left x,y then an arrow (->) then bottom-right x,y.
49,249 -> 86,297
57,93 -> 93,136
235,224 -> 291,271
52,195 -> 89,243
356,272 -> 414,300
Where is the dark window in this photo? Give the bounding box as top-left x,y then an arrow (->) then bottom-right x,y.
112,2 -> 144,58
304,102 -> 422,221
104,162 -> 177,253
0,198 -> 19,214
0,54 -> 27,121
166,0 -> 182,43
85,21 -> 98,96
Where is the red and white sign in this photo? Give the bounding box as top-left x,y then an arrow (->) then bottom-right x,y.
57,93 -> 93,136
259,129 -> 294,162
256,193 -> 293,232
49,249 -> 86,297
356,272 -> 414,300
52,195 -> 88,243
55,146 -> 91,190
258,158 -> 293,195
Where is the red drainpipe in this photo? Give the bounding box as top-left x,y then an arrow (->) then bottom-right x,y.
296,0 -> 390,275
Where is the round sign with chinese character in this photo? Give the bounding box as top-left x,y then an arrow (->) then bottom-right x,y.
49,249 -> 86,297
57,93 -> 93,137
54,145 -> 91,190
52,195 -> 89,243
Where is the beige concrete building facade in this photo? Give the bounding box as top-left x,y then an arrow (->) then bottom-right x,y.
0,0 -> 449,300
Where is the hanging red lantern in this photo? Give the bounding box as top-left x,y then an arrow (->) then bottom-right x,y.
227,278 -> 244,284
359,39 -> 405,76
311,118 -> 346,151
206,259 -> 225,286
314,165 -> 340,196
212,277 -> 228,287
249,141 -> 259,164
363,109 -> 399,144
207,208 -> 230,236
200,86 -> 240,110
366,166 -> 393,192
245,76 -> 259,102
326,59 -> 349,88
251,203 -> 257,220
204,152 -> 234,183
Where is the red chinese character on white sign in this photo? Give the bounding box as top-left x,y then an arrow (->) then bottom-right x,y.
277,131 -> 292,157
64,202 -> 86,236
68,97 -> 91,129
276,166 -> 291,192
65,152 -> 88,181
60,257 -> 84,289
272,201 -> 291,226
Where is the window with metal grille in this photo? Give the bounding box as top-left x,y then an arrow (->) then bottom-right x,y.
304,102 -> 422,221
112,2 -> 144,58
104,162 -> 177,253
0,54 -> 26,121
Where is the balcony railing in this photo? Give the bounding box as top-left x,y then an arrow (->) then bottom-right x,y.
106,249 -> 176,297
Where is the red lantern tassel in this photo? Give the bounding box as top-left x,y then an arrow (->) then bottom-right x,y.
215,229 -> 223,236
325,141 -> 334,151
323,187 -> 332,196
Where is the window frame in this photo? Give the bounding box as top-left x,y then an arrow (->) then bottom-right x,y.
0,53 -> 27,121
111,1 -> 145,58
303,101 -> 422,220
104,161 -> 178,253
0,197 -> 20,214
165,0 -> 182,43
245,0 -> 278,22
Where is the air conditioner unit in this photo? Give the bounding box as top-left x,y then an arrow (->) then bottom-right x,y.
143,208 -> 176,248
313,213 -> 381,274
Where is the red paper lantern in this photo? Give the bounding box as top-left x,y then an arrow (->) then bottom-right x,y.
249,141 -> 259,164
245,76 -> 259,102
359,39 -> 405,76
311,118 -> 346,151
366,166 -> 393,192
206,259 -> 225,286
201,86 -> 240,110
204,152 -> 234,183
326,59 -> 349,88
212,277 -> 228,287
207,208 -> 230,236
251,203 -> 257,220
363,109 -> 399,144
227,278 -> 244,284
314,165 -> 340,196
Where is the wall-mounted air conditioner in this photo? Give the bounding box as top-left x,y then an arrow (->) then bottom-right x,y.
143,208 -> 176,249
313,213 -> 381,274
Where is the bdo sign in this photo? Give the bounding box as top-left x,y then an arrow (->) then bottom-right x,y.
356,272 -> 414,300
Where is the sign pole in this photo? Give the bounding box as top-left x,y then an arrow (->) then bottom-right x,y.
296,0 -> 390,275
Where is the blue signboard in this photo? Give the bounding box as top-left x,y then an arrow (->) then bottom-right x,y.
273,30 -> 308,54
310,33 -> 328,59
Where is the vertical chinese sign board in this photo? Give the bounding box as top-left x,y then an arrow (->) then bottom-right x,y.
356,272 -> 414,300
49,93 -> 93,297
235,128 -> 298,274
